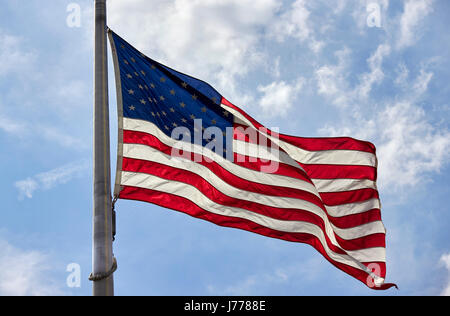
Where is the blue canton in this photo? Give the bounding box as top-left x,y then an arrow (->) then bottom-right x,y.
110,31 -> 233,158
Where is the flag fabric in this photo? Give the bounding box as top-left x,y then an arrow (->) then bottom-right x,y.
108,29 -> 396,290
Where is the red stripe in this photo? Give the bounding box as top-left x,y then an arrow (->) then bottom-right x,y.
329,208 -> 382,229
233,120 -> 377,181
125,128 -> 379,222
320,189 -> 379,207
222,97 -> 376,154
124,130 -> 317,201
119,185 -> 396,290
301,164 -> 377,181
279,134 -> 376,154
233,123 -> 279,150
124,130 -> 383,230
233,153 -> 312,184
122,157 -> 386,251
122,157 -> 325,223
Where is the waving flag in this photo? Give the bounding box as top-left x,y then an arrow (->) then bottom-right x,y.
108,30 -> 396,290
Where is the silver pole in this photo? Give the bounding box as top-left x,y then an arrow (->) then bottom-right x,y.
92,0 -> 114,296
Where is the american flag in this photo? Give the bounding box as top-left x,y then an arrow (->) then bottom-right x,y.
108,30 -> 396,290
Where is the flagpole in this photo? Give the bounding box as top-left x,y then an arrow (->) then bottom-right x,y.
92,0 -> 114,296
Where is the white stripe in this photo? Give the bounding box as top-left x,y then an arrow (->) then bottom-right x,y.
326,198 -> 381,218
284,145 -> 377,167
233,134 -> 377,194
312,178 -> 377,193
233,139 -> 304,171
224,102 -> 382,222
233,139 -> 377,193
123,117 -> 384,243
123,143 -> 385,243
123,118 -> 318,196
335,221 -> 386,239
120,171 -> 386,265
222,103 -> 377,167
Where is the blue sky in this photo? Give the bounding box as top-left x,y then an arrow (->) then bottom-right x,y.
0,0 -> 449,296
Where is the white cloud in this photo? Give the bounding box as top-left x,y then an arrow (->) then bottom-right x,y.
0,114 -> 27,135
356,44 -> 391,99
14,178 -> 38,200
0,25 -> 88,150
318,49 -> 449,192
309,39 -> 325,53
271,0 -> 311,42
316,66 -> 341,96
394,62 -> 433,98
108,0 -> 280,104
267,56 -> 281,79
376,102 -> 450,189
315,43 -> 391,108
270,0 -> 325,53
257,79 -> 305,117
0,239 -> 63,296
315,47 -> 352,107
398,0 -> 434,49
15,160 -> 89,200
38,125 -> 87,149
333,0 -> 350,15
54,79 -> 90,108
0,106 -> 86,149
440,253 -> 450,296
412,68 -> 433,96
320,100 -> 450,191
0,29 -> 36,77
394,62 -> 410,87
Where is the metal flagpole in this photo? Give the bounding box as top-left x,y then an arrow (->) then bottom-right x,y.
91,0 -> 115,296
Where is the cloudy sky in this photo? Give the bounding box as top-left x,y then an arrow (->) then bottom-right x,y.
0,0 -> 449,296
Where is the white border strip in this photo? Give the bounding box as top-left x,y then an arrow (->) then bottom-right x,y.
107,30 -> 125,197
